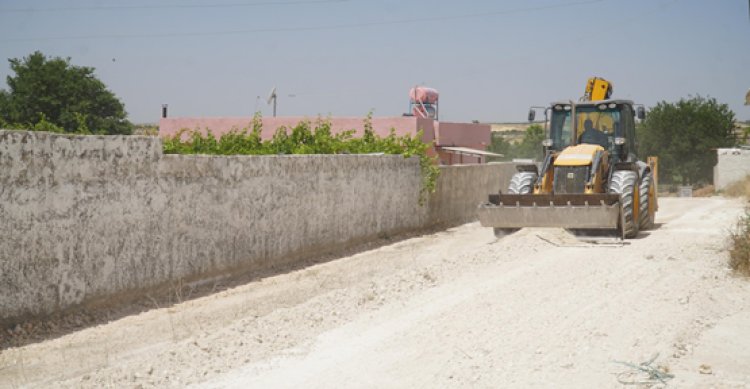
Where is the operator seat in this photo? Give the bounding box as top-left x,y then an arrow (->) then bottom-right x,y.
579,119 -> 608,147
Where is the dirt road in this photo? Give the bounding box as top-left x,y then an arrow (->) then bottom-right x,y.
2,197 -> 749,388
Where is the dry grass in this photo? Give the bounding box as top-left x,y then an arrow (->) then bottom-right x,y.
729,211 -> 750,277
727,176 -> 750,276
724,175 -> 750,198
693,185 -> 715,197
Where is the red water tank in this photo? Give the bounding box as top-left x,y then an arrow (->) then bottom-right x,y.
409,87 -> 439,104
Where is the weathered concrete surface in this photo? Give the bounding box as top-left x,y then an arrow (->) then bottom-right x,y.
714,148 -> 750,190
0,130 -> 515,325
427,163 -> 515,227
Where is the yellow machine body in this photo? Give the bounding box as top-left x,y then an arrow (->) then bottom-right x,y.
554,144 -> 602,166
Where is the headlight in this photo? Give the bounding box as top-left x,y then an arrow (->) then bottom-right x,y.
614,137 -> 626,145
542,139 -> 553,147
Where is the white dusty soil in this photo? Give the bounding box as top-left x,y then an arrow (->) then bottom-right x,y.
1,197 -> 749,388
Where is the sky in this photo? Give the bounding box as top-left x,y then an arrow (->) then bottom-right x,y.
0,0 -> 748,124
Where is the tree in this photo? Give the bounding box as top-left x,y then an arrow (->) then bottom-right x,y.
637,95 -> 736,185
487,132 -> 512,160
0,89 -> 9,127
487,124 -> 546,161
514,124 -> 545,161
0,51 -> 132,134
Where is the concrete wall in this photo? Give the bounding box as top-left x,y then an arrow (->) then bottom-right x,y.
0,130 -> 516,325
714,148 -> 750,190
427,163 -> 516,226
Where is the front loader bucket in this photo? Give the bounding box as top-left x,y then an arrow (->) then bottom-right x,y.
477,194 -> 624,239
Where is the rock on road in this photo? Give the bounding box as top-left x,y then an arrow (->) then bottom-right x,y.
1,197 -> 749,388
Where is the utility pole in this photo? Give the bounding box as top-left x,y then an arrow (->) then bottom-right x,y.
267,87 -> 277,117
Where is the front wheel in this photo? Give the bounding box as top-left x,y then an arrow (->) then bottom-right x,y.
496,171 -> 537,238
608,170 -> 639,239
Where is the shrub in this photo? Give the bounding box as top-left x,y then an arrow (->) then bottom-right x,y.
724,175 -> 750,198
726,176 -> 750,276
729,210 -> 750,276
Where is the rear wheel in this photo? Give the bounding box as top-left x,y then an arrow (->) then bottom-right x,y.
495,172 -> 537,238
608,170 -> 639,239
638,171 -> 655,230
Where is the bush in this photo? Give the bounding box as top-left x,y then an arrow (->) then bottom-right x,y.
729,210 -> 750,277
724,175 -> 750,198
726,176 -> 750,276
487,124 -> 545,161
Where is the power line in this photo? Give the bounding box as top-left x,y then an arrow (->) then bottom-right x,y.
0,0 -> 348,13
0,0 -> 605,43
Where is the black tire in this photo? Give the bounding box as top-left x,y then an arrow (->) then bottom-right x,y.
508,172 -> 537,194
496,172 -> 537,238
608,170 -> 639,239
638,171 -> 655,230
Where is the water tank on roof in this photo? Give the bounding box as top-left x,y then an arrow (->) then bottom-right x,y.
408,86 -> 439,119
409,87 -> 439,104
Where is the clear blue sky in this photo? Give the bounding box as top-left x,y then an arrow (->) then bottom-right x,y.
0,0 -> 748,123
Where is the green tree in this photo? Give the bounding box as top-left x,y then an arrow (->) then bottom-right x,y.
487,132 -> 512,161
0,90 -> 9,127
0,51 -> 132,134
487,124 -> 545,161
637,95 -> 736,185
514,124 -> 545,161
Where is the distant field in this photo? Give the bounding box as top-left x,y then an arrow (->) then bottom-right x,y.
489,121 -> 543,143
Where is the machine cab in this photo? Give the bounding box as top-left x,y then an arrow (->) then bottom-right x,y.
546,100 -> 638,162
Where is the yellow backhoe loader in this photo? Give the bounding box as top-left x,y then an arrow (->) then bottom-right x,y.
478,78 -> 658,239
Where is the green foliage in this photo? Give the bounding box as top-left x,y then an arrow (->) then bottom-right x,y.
637,95 -> 736,185
163,114 -> 440,204
73,112 -> 91,134
32,113 -> 64,133
487,132 -> 512,160
0,90 -> 9,124
742,126 -> 750,144
133,124 -> 159,136
514,124 -> 545,160
487,124 -> 545,161
0,51 -> 133,135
